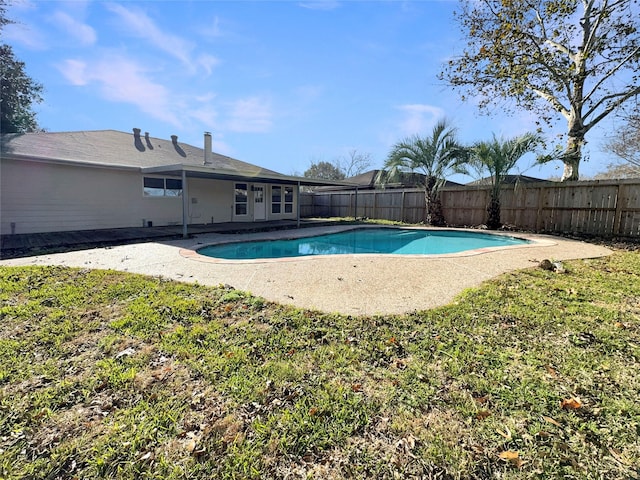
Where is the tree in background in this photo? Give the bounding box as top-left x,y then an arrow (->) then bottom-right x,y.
440,0 -> 640,182
593,163 -> 640,179
469,133 -> 540,229
303,161 -> 346,181
0,0 -> 44,133
382,120 -> 468,226
603,107 -> 640,169
337,150 -> 372,178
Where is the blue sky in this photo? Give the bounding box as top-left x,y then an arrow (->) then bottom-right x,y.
3,0 -> 620,181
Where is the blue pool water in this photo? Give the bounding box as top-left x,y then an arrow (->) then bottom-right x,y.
197,228 -> 531,260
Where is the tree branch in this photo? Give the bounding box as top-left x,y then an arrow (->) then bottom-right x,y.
584,85 -> 640,130
533,87 -> 570,119
583,45 -> 640,103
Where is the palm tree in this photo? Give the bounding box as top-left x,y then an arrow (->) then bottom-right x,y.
470,133 -> 541,229
381,120 -> 468,226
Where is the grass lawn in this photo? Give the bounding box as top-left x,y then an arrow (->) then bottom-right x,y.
1,249 -> 639,479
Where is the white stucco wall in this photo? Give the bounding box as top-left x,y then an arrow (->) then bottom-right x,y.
1,158 -> 298,235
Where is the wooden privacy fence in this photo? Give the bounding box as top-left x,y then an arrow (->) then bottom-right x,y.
300,179 -> 640,238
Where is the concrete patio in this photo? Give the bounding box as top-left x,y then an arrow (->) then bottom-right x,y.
0,224 -> 613,316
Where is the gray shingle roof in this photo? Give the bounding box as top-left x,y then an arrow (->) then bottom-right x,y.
0,129 -> 281,175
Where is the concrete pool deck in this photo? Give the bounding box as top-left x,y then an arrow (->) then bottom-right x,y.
0,225 -> 613,316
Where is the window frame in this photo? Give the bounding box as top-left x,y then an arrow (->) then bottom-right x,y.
234,183 -> 248,216
143,176 -> 182,197
271,185 -> 294,215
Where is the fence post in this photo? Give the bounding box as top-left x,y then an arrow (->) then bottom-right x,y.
401,190 -> 406,222
354,187 -> 359,219
373,190 -> 377,220
535,186 -> 545,232
613,183 -> 625,236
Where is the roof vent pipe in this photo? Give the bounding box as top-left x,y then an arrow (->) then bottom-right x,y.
171,135 -> 178,145
133,128 -> 141,137
204,131 -> 213,165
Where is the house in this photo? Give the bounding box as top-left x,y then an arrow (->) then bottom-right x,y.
466,174 -> 551,186
315,169 -> 464,191
0,129 -> 352,235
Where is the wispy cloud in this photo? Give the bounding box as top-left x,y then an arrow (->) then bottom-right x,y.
226,96 -> 273,133
104,3 -> 219,75
57,54 -> 180,126
51,11 -> 97,46
189,94 -> 219,127
197,15 -> 225,39
298,1 -> 341,11
197,54 -> 221,75
396,104 -> 445,136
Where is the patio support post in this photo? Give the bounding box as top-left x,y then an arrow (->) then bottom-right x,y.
182,170 -> 188,238
296,181 -> 301,228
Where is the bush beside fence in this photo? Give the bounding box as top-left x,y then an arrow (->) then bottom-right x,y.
300,179 -> 640,238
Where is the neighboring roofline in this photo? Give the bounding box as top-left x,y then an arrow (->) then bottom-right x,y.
142,164 -> 359,187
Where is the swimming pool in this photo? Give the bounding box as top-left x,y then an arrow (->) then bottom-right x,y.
196,228 -> 531,260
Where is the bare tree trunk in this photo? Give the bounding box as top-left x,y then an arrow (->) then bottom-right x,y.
562,112 -> 586,181
561,137 -> 583,181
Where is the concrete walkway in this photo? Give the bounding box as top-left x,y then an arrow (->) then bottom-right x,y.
0,225 -> 612,316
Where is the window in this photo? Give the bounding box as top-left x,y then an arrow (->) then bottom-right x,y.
144,177 -> 182,197
235,183 -> 248,215
165,178 -> 183,197
271,185 -> 294,214
284,186 -> 294,213
271,186 -> 281,214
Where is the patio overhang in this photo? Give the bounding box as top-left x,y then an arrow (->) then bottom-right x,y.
141,164 -> 359,238
141,164 -> 358,187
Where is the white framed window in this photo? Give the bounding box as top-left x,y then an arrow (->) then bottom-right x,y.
143,177 -> 182,197
284,186 -> 294,213
271,185 -> 294,214
235,183 -> 248,215
271,186 -> 282,214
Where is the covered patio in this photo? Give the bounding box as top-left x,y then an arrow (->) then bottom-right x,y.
141,163 -> 358,239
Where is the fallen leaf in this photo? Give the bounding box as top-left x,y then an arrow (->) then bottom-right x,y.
499,450 -> 519,460
545,365 -> 558,378
560,397 -> 583,410
473,395 -> 489,404
308,407 -> 319,416
476,410 -> 491,420
351,383 -> 363,392
542,415 -> 562,427
185,438 -> 196,453
498,450 -> 523,468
